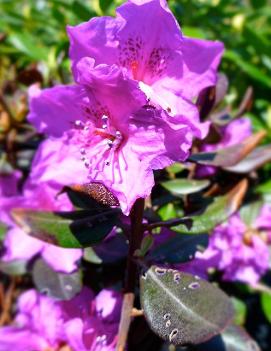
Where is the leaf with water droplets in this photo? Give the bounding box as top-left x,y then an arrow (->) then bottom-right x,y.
12,208 -> 119,248
195,325 -> 261,351
32,259 -> 82,300
140,266 -> 234,345
161,179 -> 210,196
189,132 -> 266,167
172,180 -> 247,234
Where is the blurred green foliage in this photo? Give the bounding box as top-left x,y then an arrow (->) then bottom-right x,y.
0,0 -> 270,108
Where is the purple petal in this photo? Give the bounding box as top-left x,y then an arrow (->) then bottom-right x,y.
28,84 -> 86,136
179,37 -> 224,99
42,244 -> 82,273
2,228 -> 43,262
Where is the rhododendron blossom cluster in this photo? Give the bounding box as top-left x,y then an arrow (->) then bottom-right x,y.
28,0 -> 223,214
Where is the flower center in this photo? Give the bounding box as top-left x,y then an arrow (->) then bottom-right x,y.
243,228 -> 268,245
73,115 -> 123,170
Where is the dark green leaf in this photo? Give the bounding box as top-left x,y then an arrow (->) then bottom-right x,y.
149,233 -> 208,264
140,266 -> 234,345
161,179 -> 210,196
172,180 -> 247,234
12,208 -> 119,248
189,132 -> 266,167
32,259 -> 82,301
195,325 -> 261,351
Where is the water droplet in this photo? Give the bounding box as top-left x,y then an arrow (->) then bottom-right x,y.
165,320 -> 171,327
155,267 -> 167,276
174,273 -> 181,284
84,161 -> 90,168
102,124 -> 107,129
188,282 -> 200,290
75,120 -> 83,128
65,284 -> 72,291
116,130 -> 122,138
163,313 -> 170,320
107,140 -> 113,148
141,272 -> 147,280
84,126 -> 90,131
169,329 -> 178,342
101,115 -> 108,121
194,275 -> 200,280
80,147 -> 86,155
105,161 -> 110,166
183,287 -> 186,290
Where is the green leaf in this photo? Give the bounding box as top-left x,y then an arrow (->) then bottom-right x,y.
135,234 -> 154,258
261,292 -> 271,324
158,203 -> 178,221
12,208 -> 119,248
161,179 -> 210,196
0,259 -> 28,276
140,266 -> 234,345
8,32 -> 48,61
239,201 -> 263,227
172,180 -> 247,234
224,50 -> 271,89
195,325 -> 261,351
32,259 -> 82,301
232,297 -> 247,326
148,233 -> 208,264
0,222 -> 7,241
189,132 -> 266,168
83,247 -> 102,264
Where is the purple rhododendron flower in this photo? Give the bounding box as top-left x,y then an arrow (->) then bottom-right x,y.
0,288 -> 122,351
67,0 -> 224,107
190,208 -> 271,285
27,0 -> 224,214
28,60 -> 207,214
197,117 -> 252,177
0,146 -> 82,273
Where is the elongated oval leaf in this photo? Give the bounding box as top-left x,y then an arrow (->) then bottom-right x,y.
140,266 -> 234,345
189,132 -> 266,167
149,233 -> 208,263
12,208 -> 119,248
195,325 -> 261,351
172,180 -> 247,234
32,259 -> 82,301
161,179 -> 210,196
224,145 -> 271,173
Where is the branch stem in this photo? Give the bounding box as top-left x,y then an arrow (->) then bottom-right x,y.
116,198 -> 145,351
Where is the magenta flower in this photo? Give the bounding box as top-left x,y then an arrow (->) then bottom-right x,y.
192,209 -> 271,285
67,0 -> 224,107
0,288 -> 122,351
28,60 -> 205,214
0,150 -> 82,274
196,117 -> 252,177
